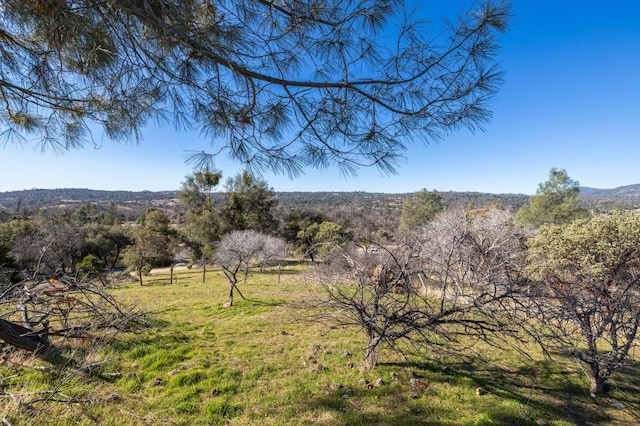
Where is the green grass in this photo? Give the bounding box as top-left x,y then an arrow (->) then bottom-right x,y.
1,265 -> 639,425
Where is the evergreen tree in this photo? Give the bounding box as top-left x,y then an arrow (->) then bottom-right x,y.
220,172 -> 277,233
515,168 -> 589,227
1,1 -> 509,175
102,202 -> 121,226
398,189 -> 445,235
176,169 -> 223,281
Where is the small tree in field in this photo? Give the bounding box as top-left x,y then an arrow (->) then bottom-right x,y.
122,209 -> 174,285
311,243 -> 423,368
525,210 -> 640,395
311,206 -> 526,368
214,230 -> 286,306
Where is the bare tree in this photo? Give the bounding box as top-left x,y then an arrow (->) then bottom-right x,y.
310,243 -> 428,368
419,206 -> 527,303
122,228 -> 171,286
1,1 -> 509,175
214,230 -> 286,306
310,206 -> 526,368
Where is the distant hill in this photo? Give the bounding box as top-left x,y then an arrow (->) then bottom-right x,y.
0,185 -> 638,215
580,184 -> 640,210
581,184 -> 640,197
0,188 -> 178,216
0,188 -> 529,212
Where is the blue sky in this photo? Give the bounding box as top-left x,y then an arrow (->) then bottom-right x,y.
2,1 -> 640,195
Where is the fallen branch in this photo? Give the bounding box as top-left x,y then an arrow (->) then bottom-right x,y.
0,318 -> 49,353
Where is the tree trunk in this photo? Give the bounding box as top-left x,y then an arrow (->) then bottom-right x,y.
0,318 -> 49,353
364,335 -> 381,369
110,247 -> 121,270
202,263 -> 206,283
228,282 -> 234,307
137,258 -> 144,286
589,369 -> 605,395
170,264 -> 174,284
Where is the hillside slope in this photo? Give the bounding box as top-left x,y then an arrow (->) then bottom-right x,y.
1,184 -> 639,214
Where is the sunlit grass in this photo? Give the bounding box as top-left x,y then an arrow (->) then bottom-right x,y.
1,264 -> 639,425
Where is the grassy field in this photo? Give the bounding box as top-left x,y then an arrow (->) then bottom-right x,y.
1,265 -> 639,425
